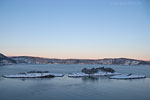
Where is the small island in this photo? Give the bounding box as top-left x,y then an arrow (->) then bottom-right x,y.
68,67 -> 146,79
110,74 -> 146,79
2,67 -> 146,79
68,67 -> 120,77
2,71 -> 64,78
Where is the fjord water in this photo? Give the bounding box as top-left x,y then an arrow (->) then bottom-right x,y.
0,64 -> 150,100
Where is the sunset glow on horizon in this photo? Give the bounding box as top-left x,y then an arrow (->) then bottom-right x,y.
0,0 -> 150,60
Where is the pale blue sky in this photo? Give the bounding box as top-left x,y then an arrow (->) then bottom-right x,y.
0,0 -> 149,60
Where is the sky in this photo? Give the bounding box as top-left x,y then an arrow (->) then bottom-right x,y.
0,0 -> 150,60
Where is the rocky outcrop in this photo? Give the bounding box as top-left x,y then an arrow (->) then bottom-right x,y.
82,67 -> 115,74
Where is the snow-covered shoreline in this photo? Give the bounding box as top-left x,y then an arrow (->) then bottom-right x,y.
2,73 -> 146,79
3,73 -> 64,78
110,74 -> 146,79
68,71 -> 121,77
2,67 -> 147,80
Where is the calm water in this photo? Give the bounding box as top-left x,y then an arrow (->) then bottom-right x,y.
0,64 -> 150,100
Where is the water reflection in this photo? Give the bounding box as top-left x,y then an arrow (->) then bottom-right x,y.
81,76 -> 111,82
0,77 -> 5,81
82,76 -> 99,82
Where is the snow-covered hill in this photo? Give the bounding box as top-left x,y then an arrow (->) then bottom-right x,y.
0,53 -> 16,65
0,53 -> 150,65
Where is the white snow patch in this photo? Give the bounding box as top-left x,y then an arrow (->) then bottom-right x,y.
68,72 -> 89,77
110,74 -> 146,79
68,71 -> 121,77
3,73 -> 64,78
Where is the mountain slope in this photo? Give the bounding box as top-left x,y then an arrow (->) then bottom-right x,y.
0,53 -> 150,65
11,56 -> 150,65
0,53 -> 16,65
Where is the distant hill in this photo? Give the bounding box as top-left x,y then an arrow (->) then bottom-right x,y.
0,53 -> 16,65
11,56 -> 150,65
0,53 -> 150,66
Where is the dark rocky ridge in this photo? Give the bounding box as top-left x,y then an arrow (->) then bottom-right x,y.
82,67 -> 115,74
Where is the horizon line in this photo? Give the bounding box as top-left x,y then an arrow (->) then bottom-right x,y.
1,53 -> 149,61
7,55 -> 150,61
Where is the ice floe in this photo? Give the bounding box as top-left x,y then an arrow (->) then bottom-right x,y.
68,71 -> 121,77
3,72 -> 64,78
68,72 -> 89,77
110,74 -> 146,79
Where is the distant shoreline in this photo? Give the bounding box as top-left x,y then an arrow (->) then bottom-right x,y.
1,53 -> 150,66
